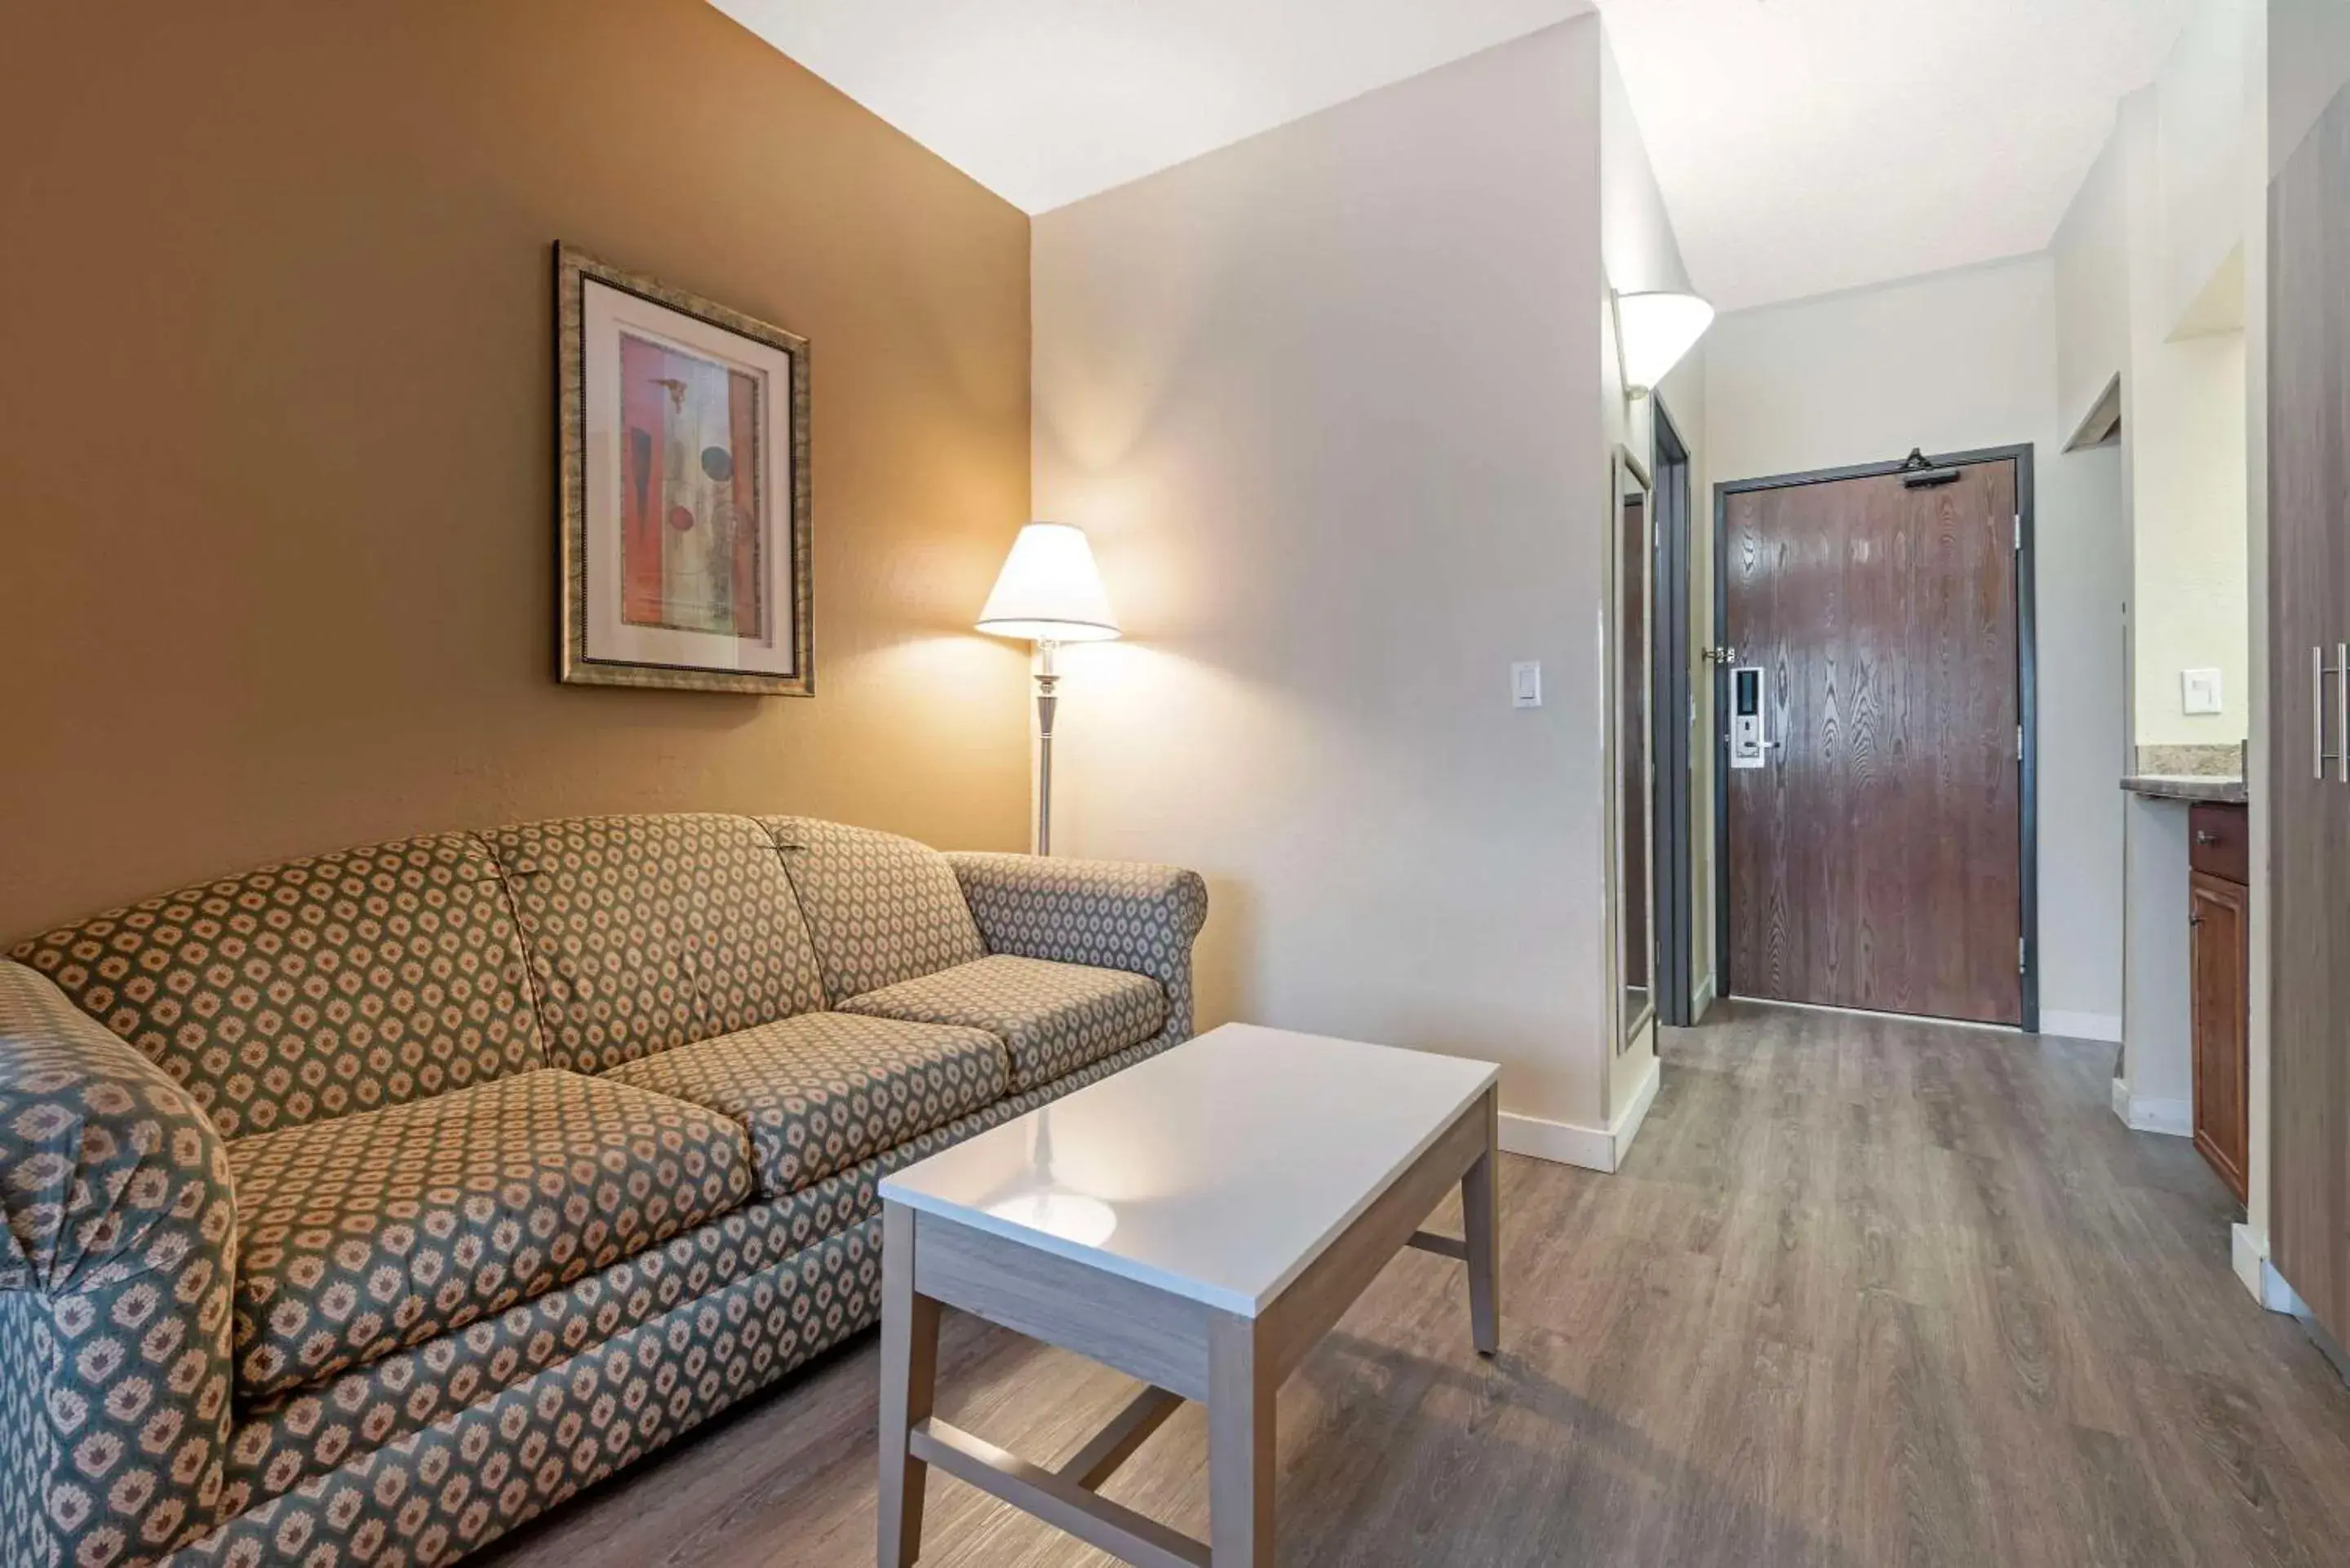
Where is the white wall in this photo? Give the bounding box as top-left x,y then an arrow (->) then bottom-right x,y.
1599,42 -> 1690,307
2053,13 -> 2259,761
2120,794 -> 2198,1130
2129,330 -> 2250,748
2039,6 -> 2271,1280
1701,256 -> 2129,1039
2124,43 -> 2253,754
2157,0 -> 2259,330
1033,21 -> 1625,1139
2053,128 -> 2132,439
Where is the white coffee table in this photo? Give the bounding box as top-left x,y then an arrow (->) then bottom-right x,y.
875,1022 -> 1501,1567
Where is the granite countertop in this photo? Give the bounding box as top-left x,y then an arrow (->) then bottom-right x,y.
2120,774 -> 2248,804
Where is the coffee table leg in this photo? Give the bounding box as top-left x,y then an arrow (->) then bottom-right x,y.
1208,1313 -> 1275,1566
878,1203 -> 940,1568
1462,1088 -> 1501,1356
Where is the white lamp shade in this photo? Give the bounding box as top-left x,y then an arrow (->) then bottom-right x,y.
1616,290 -> 1715,393
978,522 -> 1122,642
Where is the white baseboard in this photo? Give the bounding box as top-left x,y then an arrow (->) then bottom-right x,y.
2232,1223 -> 2265,1302
1498,1111 -> 1613,1170
2041,1009 -> 2122,1043
1500,1056 -> 1661,1175
1691,972 -> 1717,1022
1613,1054 -> 1661,1158
2108,1075 -> 2191,1136
2233,1224 -> 2308,1315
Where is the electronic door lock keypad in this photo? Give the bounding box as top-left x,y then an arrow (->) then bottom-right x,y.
1731,665 -> 1771,770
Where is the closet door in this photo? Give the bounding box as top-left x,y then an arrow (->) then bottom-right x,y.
2268,84 -> 2350,1353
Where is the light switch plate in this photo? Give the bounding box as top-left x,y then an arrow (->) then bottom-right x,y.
2181,668 -> 2223,716
1510,661 -> 1542,709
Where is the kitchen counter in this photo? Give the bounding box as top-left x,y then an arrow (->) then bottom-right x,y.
2121,774 -> 2248,805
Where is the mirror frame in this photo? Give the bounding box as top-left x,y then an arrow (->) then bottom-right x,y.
1612,445 -> 1657,1054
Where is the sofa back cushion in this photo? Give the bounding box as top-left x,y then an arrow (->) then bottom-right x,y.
482,813 -> 824,1072
760,817 -> 986,1003
8,833 -> 544,1139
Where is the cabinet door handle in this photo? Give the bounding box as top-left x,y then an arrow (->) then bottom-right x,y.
2339,643 -> 2348,783
2195,831 -> 2220,846
2320,646 -> 2337,782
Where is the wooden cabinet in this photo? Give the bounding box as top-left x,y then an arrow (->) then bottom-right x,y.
2269,82 -> 2350,1355
2189,861 -> 2249,1205
2189,801 -> 2250,885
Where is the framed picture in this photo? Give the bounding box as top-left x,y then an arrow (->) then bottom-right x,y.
556,242 -> 813,694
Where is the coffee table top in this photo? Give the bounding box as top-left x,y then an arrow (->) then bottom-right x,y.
878,1023 -> 1497,1318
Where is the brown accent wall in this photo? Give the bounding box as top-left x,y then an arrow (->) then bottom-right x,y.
0,0 -> 1034,939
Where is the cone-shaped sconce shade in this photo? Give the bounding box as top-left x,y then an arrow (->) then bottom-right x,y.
977,523 -> 1122,642
1616,290 -> 1715,396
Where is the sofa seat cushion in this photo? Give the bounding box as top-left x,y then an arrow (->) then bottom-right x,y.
838,955 -> 1167,1092
228,1069 -> 752,1397
603,1012 -> 1009,1197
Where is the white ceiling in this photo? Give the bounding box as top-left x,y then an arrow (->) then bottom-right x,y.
713,0 -> 2197,312
1602,0 -> 2197,311
711,0 -> 1592,215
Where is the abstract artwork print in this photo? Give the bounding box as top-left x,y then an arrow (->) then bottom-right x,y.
619,333 -> 765,640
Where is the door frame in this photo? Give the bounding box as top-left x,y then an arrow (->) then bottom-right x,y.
1651,401 -> 1696,1027
1709,443 -> 2041,1032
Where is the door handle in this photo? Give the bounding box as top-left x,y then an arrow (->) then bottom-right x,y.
2319,646 -> 2338,782
2339,642 -> 2348,784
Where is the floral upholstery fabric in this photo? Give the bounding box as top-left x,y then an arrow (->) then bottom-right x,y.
758,817 -> 987,1003
839,954 -> 1165,1091
603,1012 -> 1006,1198
0,959 -> 238,1568
9,834 -> 544,1140
198,1025 -> 1185,1545
479,816 -> 825,1074
227,1070 -> 752,1399
945,853 -> 1208,1042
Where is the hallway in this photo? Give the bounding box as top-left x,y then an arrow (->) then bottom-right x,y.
481,1003 -> 2350,1567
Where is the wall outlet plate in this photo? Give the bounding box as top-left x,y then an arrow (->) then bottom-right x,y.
2181,667 -> 2224,716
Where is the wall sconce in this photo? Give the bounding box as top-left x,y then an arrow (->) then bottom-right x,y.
1613,290 -> 1715,399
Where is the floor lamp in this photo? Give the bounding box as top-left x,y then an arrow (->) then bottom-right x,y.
976,523 -> 1122,855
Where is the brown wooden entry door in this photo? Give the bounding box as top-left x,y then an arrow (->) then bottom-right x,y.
1723,459 -> 2024,1025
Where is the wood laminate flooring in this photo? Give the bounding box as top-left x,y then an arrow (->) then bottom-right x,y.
476,1002 -> 2350,1567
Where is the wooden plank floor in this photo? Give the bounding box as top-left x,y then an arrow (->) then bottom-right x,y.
476,1002 -> 2350,1567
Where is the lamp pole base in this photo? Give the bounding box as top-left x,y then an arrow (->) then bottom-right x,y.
1034,640 -> 1059,856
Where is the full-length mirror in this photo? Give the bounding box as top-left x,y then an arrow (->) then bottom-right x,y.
1616,450 -> 1656,1049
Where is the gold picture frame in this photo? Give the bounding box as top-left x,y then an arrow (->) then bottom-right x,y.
555,242 -> 814,695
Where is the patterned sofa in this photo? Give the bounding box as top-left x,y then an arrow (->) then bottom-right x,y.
0,813 -> 1207,1568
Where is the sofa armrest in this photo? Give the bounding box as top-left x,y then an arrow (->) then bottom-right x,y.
944,854 -> 1209,1039
0,959 -> 236,1566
